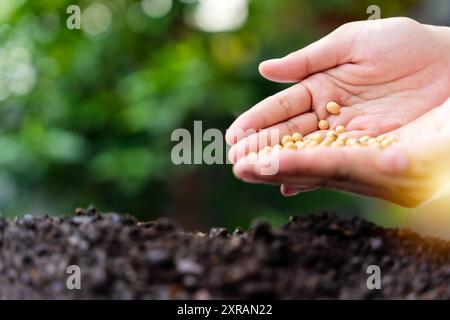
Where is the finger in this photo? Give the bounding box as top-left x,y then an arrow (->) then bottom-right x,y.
225,83 -> 312,145
234,141 -> 440,207
233,147 -> 389,187
258,22 -> 359,83
228,112 -> 318,163
235,150 -> 394,202
235,143 -> 433,196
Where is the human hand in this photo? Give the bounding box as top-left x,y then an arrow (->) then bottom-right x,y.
232,97 -> 450,207
226,18 -> 450,162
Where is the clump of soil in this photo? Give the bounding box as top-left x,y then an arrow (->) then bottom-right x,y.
0,207 -> 449,299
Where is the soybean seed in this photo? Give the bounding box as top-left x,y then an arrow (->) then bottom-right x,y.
380,138 -> 396,148
346,138 -> 359,146
386,137 -> 397,144
359,136 -> 371,144
292,132 -> 303,142
318,120 -> 329,130
295,141 -> 305,149
281,135 -> 293,146
306,140 -> 319,148
326,102 -> 341,115
255,130 -> 397,154
335,125 -> 345,134
284,141 -> 297,150
331,141 -> 345,148
309,133 -> 324,143
326,131 -> 338,140
380,139 -> 394,148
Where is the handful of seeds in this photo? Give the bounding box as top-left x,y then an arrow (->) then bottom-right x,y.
255,102 -> 397,155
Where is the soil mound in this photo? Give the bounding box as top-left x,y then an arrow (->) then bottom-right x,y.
0,208 -> 449,299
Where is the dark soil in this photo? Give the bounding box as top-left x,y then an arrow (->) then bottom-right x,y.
0,207 -> 449,299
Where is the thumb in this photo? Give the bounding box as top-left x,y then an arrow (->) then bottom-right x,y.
259,22 -> 360,83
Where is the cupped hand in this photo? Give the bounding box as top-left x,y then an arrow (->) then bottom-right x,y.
226,17 -> 450,162
233,97 -> 450,207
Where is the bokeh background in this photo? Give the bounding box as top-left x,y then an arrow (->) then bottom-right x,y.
1,0 -> 449,232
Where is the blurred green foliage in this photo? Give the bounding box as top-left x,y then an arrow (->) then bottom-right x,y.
0,0 -> 421,229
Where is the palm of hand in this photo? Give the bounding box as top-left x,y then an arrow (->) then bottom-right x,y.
233,98 -> 450,207
228,18 -> 450,207
227,18 -> 450,161
314,18 -> 450,135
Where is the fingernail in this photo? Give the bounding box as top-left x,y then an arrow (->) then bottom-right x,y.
283,191 -> 301,197
281,185 -> 301,197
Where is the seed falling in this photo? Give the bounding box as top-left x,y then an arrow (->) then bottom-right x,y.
326,102 -> 341,114
318,120 -> 329,130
